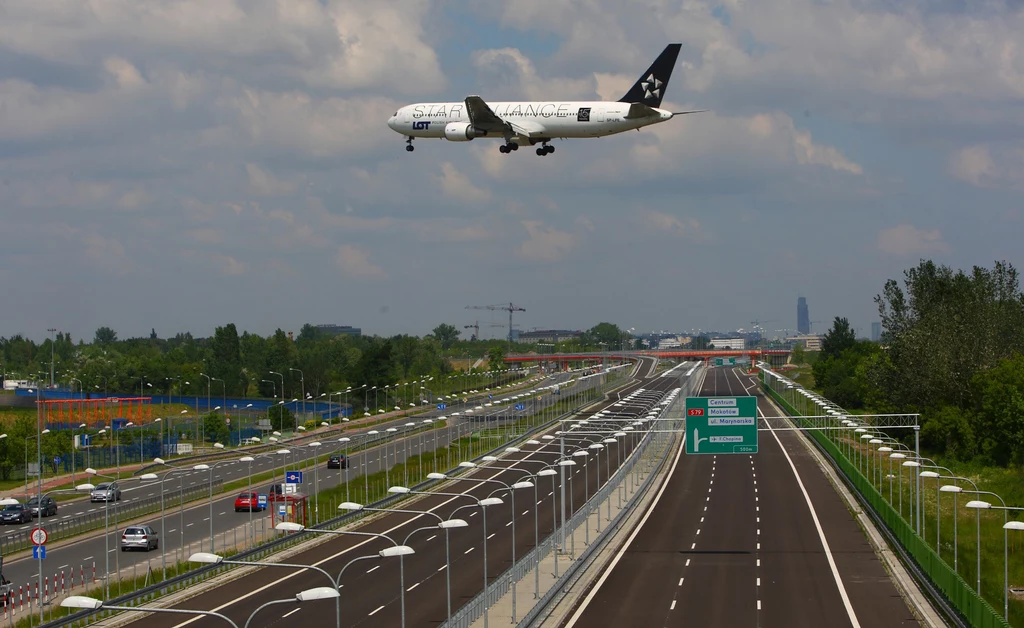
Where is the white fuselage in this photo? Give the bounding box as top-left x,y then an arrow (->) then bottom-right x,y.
387,101 -> 672,142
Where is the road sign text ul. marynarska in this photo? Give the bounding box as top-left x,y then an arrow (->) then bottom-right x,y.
685,396 -> 758,454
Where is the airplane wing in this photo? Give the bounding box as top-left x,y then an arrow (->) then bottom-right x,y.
464,95 -> 548,138
464,96 -> 507,132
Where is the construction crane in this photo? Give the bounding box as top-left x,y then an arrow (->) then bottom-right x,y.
466,302 -> 526,349
750,319 -> 777,342
464,321 -> 505,342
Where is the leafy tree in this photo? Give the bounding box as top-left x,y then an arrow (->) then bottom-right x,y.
356,340 -> 393,389
210,324 -> 243,396
432,324 -> 460,350
203,412 -> 231,445
585,323 -> 623,348
791,343 -> 806,365
487,345 -> 506,369
820,317 -> 856,362
267,406 -> 295,432
94,327 -> 118,346
971,354 -> 1024,466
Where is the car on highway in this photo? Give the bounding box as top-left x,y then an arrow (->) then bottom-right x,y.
120,526 -> 158,551
90,483 -> 121,502
0,504 -> 31,525
327,454 -> 348,469
234,492 -> 264,512
26,496 -> 57,518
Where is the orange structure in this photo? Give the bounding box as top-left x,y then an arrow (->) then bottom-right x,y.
40,397 -> 153,429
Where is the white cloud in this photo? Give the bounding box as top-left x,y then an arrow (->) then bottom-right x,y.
335,244 -> 387,279
435,162 -> 493,204
949,144 -> 1024,188
517,220 -> 582,262
472,47 -> 594,100
877,224 -> 949,255
246,163 -> 298,196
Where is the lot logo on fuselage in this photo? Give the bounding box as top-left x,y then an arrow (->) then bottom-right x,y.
413,121 -> 431,130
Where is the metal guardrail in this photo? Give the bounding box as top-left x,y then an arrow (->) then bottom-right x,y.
440,367 -> 700,628
0,480 -> 222,557
43,366 -> 636,627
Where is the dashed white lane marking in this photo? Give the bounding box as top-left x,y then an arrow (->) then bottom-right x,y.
369,605 -> 385,616
757,559 -> 760,567
678,577 -> 684,586
696,529 -> 700,535
487,533 -> 496,539
690,542 -> 696,550
757,600 -> 762,610
757,577 -> 761,586
219,511 -> 226,516
505,521 -> 512,527
203,518 -> 210,522
168,529 -> 176,534
282,608 -> 301,618
186,523 -> 194,527
537,500 -> 543,505
437,565 -> 446,572
426,535 -> 437,542
366,565 -> 380,574
83,556 -> 93,561
470,512 -> 477,517
522,510 -> 529,516
700,517 -> 704,523
58,564 -> 68,570
464,547 -> 475,554
685,559 -> 690,567
407,582 -> 420,592
670,600 -> 677,610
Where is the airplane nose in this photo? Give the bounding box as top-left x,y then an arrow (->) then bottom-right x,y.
387,116 -> 397,130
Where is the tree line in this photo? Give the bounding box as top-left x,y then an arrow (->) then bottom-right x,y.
1,321 -> 633,402
810,260 -> 1024,466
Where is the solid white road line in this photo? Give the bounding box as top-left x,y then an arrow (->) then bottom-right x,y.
759,401 -> 861,627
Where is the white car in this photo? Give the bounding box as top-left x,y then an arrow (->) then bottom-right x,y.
90,483 -> 121,502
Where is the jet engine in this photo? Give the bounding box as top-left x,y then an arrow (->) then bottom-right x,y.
444,122 -> 482,141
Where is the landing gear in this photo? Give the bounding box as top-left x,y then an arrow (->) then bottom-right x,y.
405,136 -> 414,152
499,142 -> 519,154
535,143 -> 555,156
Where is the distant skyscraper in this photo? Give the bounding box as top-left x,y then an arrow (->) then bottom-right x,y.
797,297 -> 810,334
871,322 -> 882,342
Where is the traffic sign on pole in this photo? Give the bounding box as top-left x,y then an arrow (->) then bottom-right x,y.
685,396 -> 758,454
30,528 -> 48,546
285,470 -> 303,484
32,545 -> 45,560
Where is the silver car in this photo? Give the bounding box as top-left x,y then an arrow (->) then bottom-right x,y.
120,526 -> 158,551
90,482 -> 121,503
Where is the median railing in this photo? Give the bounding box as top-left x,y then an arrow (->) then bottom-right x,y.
759,365 -> 1008,628
439,366 -> 700,628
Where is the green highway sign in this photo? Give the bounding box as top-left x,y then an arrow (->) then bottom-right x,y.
713,358 -> 736,366
685,396 -> 758,454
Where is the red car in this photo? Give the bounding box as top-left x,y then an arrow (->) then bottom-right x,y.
234,492 -> 264,512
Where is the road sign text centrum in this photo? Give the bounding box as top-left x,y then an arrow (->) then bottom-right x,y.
685,396 -> 758,454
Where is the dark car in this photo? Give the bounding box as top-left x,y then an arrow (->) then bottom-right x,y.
234,492 -> 264,512
0,504 -> 31,525
327,454 -> 348,469
26,496 -> 57,518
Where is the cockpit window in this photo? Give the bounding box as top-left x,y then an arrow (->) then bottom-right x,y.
393,111 -> 398,117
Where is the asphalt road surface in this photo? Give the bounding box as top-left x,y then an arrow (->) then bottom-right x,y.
561,366 -> 920,628
1,370 -> 590,585
114,358 -> 696,628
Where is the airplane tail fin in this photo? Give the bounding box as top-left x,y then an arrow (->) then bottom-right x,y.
618,43 -> 682,108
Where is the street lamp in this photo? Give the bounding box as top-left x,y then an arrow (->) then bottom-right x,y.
62,595 -> 240,627
189,552 -> 342,628
963,493 -> 1015,619
193,453 -> 228,552
339,502 -> 468,626
140,461 -> 194,574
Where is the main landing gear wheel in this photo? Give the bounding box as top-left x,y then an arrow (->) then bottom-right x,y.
405,136 -> 414,152
535,144 -> 554,156
499,142 -> 519,154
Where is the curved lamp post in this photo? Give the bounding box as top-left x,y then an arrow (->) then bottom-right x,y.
62,595 -> 240,627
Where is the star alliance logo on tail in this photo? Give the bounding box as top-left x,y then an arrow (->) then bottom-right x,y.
640,74 -> 663,102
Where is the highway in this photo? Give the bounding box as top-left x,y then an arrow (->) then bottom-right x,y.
562,366 -> 920,628
113,357 -> 691,628
0,370 -> 588,586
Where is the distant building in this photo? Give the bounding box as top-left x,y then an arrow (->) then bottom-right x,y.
871,322 -> 882,342
314,324 -> 362,337
790,335 -> 823,351
516,329 -> 582,344
709,338 -> 745,350
797,297 -> 810,335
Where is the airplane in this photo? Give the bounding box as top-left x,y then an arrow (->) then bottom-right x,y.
386,43 -> 706,156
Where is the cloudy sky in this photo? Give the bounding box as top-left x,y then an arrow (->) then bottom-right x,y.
2,0 -> 1022,343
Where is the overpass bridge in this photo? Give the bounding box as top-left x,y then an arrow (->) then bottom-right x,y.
503,348 -> 792,368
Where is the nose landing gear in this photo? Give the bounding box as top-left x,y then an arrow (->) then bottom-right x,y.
405,136 -> 414,152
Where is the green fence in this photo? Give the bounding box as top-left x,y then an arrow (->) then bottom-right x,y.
761,378 -> 1009,628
